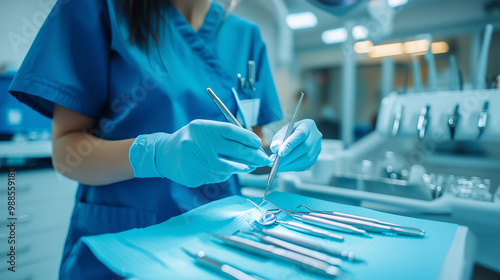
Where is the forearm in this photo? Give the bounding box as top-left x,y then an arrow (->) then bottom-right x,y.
52,131 -> 135,185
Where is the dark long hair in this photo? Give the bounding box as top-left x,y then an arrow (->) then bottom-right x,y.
120,0 -> 168,50
120,0 -> 239,48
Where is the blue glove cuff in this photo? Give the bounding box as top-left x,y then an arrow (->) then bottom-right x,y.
129,133 -> 164,178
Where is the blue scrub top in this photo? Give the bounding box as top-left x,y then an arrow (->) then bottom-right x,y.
9,0 -> 282,278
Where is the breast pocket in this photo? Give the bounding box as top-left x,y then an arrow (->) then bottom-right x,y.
233,85 -> 261,129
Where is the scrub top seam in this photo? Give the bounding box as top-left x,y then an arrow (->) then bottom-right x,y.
169,3 -> 235,91
9,74 -> 106,118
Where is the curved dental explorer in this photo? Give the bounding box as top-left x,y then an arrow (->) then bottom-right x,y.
246,199 -> 344,241
263,200 -> 371,237
297,204 -> 425,236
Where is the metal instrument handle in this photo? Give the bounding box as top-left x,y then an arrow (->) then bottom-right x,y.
213,234 -> 341,278
276,220 -> 344,241
296,214 -> 370,236
206,88 -> 266,154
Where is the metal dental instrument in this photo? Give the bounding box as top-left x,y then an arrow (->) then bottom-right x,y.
458,69 -> 464,91
417,105 -> 430,139
247,60 -> 255,92
392,105 -> 403,136
246,200 -> 344,241
290,213 -> 371,237
182,249 -> 260,280
237,73 -> 243,89
263,200 -> 369,237
262,92 -> 305,203
241,231 -> 343,267
421,35 -> 438,92
448,104 -> 460,140
449,55 -> 459,91
276,220 -> 345,241
290,210 -> 424,237
297,205 -> 425,235
477,101 -> 489,139
212,234 -> 342,278
249,224 -> 358,262
206,88 -> 266,154
412,55 -> 423,93
475,24 -> 493,89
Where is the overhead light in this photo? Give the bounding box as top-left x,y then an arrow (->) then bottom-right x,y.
354,40 -> 373,53
352,25 -> 369,40
404,39 -> 430,54
404,40 -> 449,55
322,28 -> 348,44
286,12 -> 318,30
7,109 -> 22,126
366,40 -> 449,58
368,43 -> 404,58
431,42 -> 449,54
388,0 -> 408,8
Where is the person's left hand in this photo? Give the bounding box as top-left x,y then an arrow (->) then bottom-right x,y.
269,119 -> 322,172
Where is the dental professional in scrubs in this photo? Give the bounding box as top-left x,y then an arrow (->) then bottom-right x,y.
9,0 -> 322,278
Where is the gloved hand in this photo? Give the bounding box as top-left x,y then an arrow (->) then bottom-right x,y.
129,119 -> 271,188
269,119 -> 322,172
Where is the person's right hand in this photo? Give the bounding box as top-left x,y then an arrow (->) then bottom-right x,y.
129,119 -> 271,187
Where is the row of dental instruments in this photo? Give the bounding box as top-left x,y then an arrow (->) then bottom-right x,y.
409,24 -> 492,93
392,100 -> 491,140
392,24 -> 495,141
252,199 -> 425,238
188,199 -> 424,278
241,230 -> 343,267
291,207 -> 425,237
297,205 -> 424,232
200,200 -> 424,277
248,199 -> 345,241
249,223 -> 358,262
298,206 -> 424,237
211,234 -> 342,278
262,92 -> 305,203
290,211 -> 371,237
206,87 -> 266,154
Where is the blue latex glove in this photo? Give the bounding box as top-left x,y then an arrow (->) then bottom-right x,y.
269,119 -> 322,172
129,119 -> 271,188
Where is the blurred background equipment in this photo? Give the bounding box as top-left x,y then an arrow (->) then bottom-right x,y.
1,0 -> 500,279
234,1 -> 500,279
